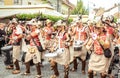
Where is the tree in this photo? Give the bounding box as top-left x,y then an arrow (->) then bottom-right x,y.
71,0 -> 88,15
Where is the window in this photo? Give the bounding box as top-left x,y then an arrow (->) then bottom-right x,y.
0,0 -> 4,5
14,0 -> 22,5
28,2 -> 31,5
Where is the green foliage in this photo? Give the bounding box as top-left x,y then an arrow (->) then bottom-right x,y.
71,0 -> 88,15
113,17 -> 117,23
16,13 -> 73,24
16,14 -> 38,20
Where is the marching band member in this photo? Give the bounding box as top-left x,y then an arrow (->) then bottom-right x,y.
70,20 -> 88,74
43,19 -> 54,50
87,22 -> 113,78
8,19 -> 23,74
102,16 -> 116,78
0,23 -> 6,56
22,22 -> 42,78
48,20 -> 71,78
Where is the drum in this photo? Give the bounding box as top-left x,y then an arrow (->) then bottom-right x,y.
0,37 -> 4,41
45,48 -> 65,58
1,45 -> 13,51
3,50 -> 13,65
44,52 -> 58,58
73,40 -> 84,51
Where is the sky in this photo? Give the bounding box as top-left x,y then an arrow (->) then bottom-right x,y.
69,0 -> 120,10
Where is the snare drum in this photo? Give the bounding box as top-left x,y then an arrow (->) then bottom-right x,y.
45,48 -> 65,58
73,40 -> 84,51
1,45 -> 13,51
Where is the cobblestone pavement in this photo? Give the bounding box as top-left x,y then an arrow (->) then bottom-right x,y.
0,56 -> 118,78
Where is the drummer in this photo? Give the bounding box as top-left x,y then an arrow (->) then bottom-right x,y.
8,18 -> 23,74
0,23 -> 6,56
43,19 -> 54,50
22,22 -> 42,78
70,19 -> 88,74
0,22 -> 14,69
48,20 -> 71,78
87,21 -> 113,78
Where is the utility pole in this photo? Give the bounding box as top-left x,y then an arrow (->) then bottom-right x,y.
57,0 -> 60,12
118,3 -> 120,18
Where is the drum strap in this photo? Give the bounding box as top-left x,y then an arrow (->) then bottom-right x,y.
30,35 -> 44,52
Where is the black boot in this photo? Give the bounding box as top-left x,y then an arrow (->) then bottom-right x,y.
64,65 -> 69,78
88,71 -> 93,78
50,61 -> 59,77
73,58 -> 77,71
25,62 -> 30,73
36,63 -> 41,76
100,73 -> 107,78
12,60 -> 20,74
70,58 -> 77,72
81,60 -> 86,74
14,60 -> 20,70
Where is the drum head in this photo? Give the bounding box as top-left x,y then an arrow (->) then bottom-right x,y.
44,52 -> 58,58
1,45 -> 13,51
74,40 -> 84,46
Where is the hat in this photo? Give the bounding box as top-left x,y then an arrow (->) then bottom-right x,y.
70,22 -> 76,27
54,20 -> 66,27
32,22 -> 38,26
46,19 -> 52,24
75,19 -> 82,23
95,21 -> 104,28
30,18 -> 36,23
11,18 -> 18,24
26,21 -> 33,26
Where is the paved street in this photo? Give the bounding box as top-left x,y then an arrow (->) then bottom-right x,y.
0,55 -> 118,78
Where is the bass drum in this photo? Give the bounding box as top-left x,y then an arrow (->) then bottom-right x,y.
1,45 -> 13,51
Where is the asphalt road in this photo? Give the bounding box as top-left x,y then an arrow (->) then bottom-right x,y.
0,55 -> 119,78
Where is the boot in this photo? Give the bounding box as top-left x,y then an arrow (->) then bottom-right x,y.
12,60 -> 20,74
70,58 -> 77,71
73,58 -> 77,71
25,62 -> 30,73
36,63 -> 41,75
21,62 -> 30,75
100,73 -> 107,78
14,60 -> 20,70
64,65 -> 69,78
88,70 -> 93,78
81,60 -> 86,74
50,61 -> 59,76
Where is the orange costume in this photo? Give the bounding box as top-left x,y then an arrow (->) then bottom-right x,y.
94,34 -> 106,55
44,27 -> 53,40
75,27 -> 87,41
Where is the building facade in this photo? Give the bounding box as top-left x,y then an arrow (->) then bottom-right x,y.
0,0 -> 75,15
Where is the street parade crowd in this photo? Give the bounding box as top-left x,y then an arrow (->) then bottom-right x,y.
0,15 -> 120,78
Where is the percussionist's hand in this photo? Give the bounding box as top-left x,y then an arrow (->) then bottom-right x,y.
26,35 -> 31,40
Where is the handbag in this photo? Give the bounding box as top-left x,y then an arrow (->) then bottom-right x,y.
31,35 -> 44,52
99,41 -> 112,58
37,46 -> 44,52
113,47 -> 119,64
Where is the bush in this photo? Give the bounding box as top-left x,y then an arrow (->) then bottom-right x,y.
16,13 -> 73,24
